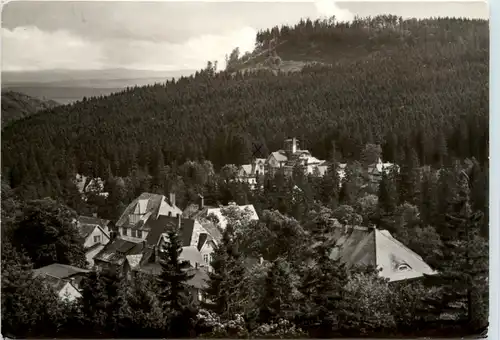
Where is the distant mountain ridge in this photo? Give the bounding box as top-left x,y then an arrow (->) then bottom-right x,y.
1,90 -> 60,127
2,68 -> 197,104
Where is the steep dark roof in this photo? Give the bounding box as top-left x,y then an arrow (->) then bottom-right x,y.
77,215 -> 110,226
94,238 -> 144,265
197,233 -> 208,250
33,263 -> 89,279
144,215 -> 179,246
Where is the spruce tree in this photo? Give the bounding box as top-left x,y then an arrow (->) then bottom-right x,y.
156,230 -> 196,337
204,224 -> 247,319
259,258 -> 296,323
320,159 -> 341,209
398,145 -> 420,205
420,168 -> 488,332
298,242 -> 348,337
378,168 -> 398,229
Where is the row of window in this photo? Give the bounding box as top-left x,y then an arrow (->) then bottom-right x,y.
203,254 -> 211,264
121,228 -> 143,238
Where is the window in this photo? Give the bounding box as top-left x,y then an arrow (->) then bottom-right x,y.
131,230 -> 137,238
122,228 -> 128,236
137,230 -> 142,238
397,264 -> 411,271
203,254 -> 209,263
93,235 -> 101,243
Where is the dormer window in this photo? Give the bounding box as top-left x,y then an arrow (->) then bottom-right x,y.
397,264 -> 411,272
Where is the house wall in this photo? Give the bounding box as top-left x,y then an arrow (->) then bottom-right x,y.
158,199 -> 182,218
85,244 -> 105,269
58,282 -> 82,302
84,226 -> 110,248
120,227 -> 148,240
200,241 -> 214,271
266,155 -> 280,168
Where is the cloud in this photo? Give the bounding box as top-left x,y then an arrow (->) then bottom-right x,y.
314,0 -> 355,22
1,1 -> 354,72
2,25 -> 258,72
2,26 -> 104,71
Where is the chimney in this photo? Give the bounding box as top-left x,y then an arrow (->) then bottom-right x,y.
198,194 -> 204,210
169,192 -> 176,207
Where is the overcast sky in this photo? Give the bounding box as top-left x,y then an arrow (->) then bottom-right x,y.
1,0 -> 489,72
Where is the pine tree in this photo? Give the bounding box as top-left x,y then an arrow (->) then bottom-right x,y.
156,230 -> 197,337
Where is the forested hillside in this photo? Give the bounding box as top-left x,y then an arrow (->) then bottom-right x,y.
1,90 -> 59,127
1,16 -> 488,203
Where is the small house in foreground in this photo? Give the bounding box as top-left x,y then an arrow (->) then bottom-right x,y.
33,263 -> 90,302
315,223 -> 437,282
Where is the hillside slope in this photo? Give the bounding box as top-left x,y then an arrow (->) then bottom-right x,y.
1,16 -> 489,199
1,90 -> 60,126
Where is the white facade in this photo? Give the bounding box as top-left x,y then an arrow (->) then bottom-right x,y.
58,282 -> 82,302
83,226 -> 110,248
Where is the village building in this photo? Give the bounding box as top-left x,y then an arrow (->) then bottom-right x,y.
313,222 -> 437,282
76,215 -> 111,268
265,138 -> 328,177
234,158 -> 267,188
94,212 -> 217,303
115,192 -> 182,239
33,263 -> 90,302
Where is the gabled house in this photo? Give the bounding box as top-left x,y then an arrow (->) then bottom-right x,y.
77,216 -> 111,247
121,215 -> 213,303
115,192 -> 182,239
183,196 -> 259,231
235,158 -> 267,188
76,216 -> 112,268
367,158 -> 399,183
96,214 -> 215,276
315,223 -> 437,282
33,263 -> 90,302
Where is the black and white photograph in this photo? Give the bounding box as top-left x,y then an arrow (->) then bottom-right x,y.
0,0 -> 490,339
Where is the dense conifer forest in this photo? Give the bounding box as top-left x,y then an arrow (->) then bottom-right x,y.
1,15 -> 489,338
